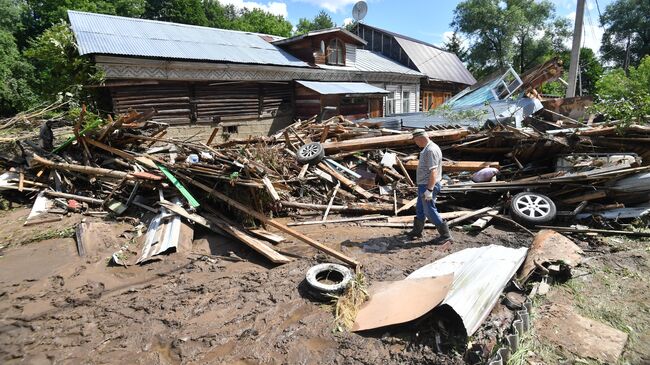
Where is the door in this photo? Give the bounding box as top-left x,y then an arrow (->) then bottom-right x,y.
422,91 -> 452,111
369,98 -> 382,118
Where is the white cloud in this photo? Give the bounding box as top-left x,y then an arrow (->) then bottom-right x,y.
294,0 -> 358,13
220,0 -> 289,17
342,17 -> 354,26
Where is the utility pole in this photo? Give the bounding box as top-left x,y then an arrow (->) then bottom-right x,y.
566,0 -> 585,97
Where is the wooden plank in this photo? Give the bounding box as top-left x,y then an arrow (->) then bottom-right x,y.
322,182 -> 341,221
387,211 -> 469,223
404,160 -> 500,172
447,207 -> 495,227
261,176 -> 280,201
318,162 -> 373,199
320,129 -> 468,153
176,172 -> 360,268
396,159 -> 414,186
84,137 -> 135,161
288,215 -> 388,226
249,229 -> 285,244
469,209 -> 499,231
561,190 -> 607,205
396,197 -> 418,214
536,225 -> 650,237
159,201 -> 291,264
206,127 -> 220,145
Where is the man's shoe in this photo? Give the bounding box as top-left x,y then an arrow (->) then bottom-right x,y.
406,218 -> 425,239
429,222 -> 453,245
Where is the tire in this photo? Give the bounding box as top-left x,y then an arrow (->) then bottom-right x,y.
296,142 -> 325,165
305,263 -> 353,301
509,192 -> 557,227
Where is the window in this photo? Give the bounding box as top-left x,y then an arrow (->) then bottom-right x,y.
385,92 -> 395,115
402,91 -> 411,113
224,125 -> 238,134
327,39 -> 345,65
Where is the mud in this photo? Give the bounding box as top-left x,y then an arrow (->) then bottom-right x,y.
0,206 -> 647,364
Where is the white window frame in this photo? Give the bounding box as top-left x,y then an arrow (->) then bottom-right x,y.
402,90 -> 411,113
385,92 -> 395,115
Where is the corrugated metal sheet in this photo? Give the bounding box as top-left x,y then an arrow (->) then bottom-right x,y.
407,245 -> 528,336
317,50 -> 423,77
296,81 -> 389,95
68,10 -> 310,68
394,36 -> 476,86
355,50 -> 423,76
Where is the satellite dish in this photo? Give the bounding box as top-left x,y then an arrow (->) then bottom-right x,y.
320,40 -> 326,54
352,1 -> 368,22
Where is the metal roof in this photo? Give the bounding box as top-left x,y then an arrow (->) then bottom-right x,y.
407,245 -> 528,336
296,81 -> 389,95
272,27 -> 366,46
68,10 -> 310,68
317,50 -> 423,77
394,36 -> 477,85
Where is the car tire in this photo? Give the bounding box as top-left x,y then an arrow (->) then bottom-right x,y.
509,192 -> 557,227
305,263 -> 353,301
296,142 -> 325,165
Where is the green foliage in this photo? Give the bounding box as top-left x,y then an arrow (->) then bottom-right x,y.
295,10 -> 335,35
600,0 -> 650,71
144,0 -> 208,25
0,29 -> 37,116
233,8 -> 292,37
590,55 -> 650,125
24,23 -> 104,106
452,0 -> 570,78
443,31 -> 467,62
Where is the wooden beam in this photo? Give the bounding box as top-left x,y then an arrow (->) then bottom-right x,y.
447,207 -> 495,227
261,176 -> 280,201
396,159 -> 415,186
320,129 -> 468,153
561,190 -> 607,205
322,182 -> 340,221
404,160 -> 500,172
159,201 -> 291,264
318,162 -> 373,199
175,172 -> 360,268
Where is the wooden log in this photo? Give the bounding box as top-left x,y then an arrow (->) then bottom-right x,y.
31,155 -> 159,181
320,129 -> 468,153
159,201 -> 291,264
175,173 -> 360,268
404,160 -> 500,172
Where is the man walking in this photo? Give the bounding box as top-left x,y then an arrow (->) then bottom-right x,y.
406,129 -> 452,245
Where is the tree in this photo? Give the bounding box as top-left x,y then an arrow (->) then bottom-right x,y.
0,30 -> 36,116
443,31 -> 467,62
600,0 -> 650,72
451,0 -> 570,78
295,10 -> 335,35
590,55 -> 650,125
24,23 -> 103,105
144,0 -> 208,26
233,8 -> 292,37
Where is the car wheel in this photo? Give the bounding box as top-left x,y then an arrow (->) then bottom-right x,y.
509,192 -> 557,227
305,263 -> 353,301
296,142 -> 325,165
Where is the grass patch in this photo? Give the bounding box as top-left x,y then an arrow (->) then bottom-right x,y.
21,227 -> 75,245
332,272 -> 369,332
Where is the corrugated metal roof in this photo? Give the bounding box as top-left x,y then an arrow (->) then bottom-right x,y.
394,36 -> 477,86
68,10 -> 310,68
296,81 -> 389,95
317,50 -> 423,77
407,245 -> 528,336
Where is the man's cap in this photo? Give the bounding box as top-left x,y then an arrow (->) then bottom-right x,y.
411,129 -> 427,138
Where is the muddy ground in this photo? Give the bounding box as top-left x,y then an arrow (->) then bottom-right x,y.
0,206 -> 648,365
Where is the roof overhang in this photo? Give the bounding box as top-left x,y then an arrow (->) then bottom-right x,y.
296,81 -> 389,96
272,28 -> 367,47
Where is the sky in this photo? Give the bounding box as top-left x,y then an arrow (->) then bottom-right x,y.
219,0 -> 616,54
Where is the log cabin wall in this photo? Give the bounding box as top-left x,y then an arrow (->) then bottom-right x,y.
110,81 -> 294,138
